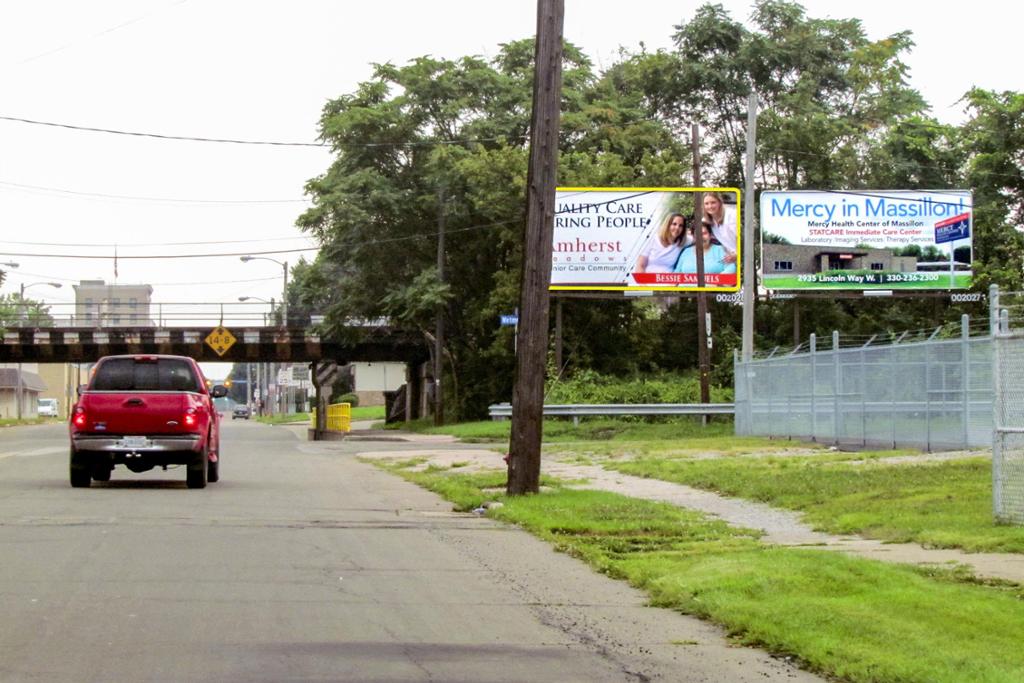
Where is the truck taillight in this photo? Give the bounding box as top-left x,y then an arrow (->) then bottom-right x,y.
72,407 -> 87,428
184,408 -> 198,427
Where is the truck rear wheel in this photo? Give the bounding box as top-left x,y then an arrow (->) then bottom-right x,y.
186,445 -> 208,489
70,448 -> 91,488
207,453 -> 219,483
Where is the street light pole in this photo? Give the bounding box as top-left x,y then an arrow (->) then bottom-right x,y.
15,281 -> 62,420
240,257 -> 290,413
282,261 -> 288,328
239,257 -> 288,327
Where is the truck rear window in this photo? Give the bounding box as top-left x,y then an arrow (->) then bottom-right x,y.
91,358 -> 202,392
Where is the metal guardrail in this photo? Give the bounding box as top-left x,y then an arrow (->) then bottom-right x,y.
488,402 -> 735,426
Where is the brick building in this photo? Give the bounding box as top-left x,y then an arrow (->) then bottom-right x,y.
763,244 -> 917,275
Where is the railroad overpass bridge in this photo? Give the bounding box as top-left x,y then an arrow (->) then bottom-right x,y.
0,325 -> 428,365
0,303 -> 434,424
2,322 -> 433,423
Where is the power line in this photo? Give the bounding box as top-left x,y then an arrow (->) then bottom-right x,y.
0,114 -> 327,147
0,179 -> 309,205
11,0 -> 189,67
4,269 -> 283,286
0,114 -> 529,148
0,217 -> 525,262
0,236 -> 315,248
758,144 -> 1022,183
0,246 -> 319,260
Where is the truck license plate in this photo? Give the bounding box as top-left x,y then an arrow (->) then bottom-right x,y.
120,436 -> 150,449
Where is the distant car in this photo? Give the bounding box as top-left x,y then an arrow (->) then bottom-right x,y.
232,405 -> 251,420
38,398 -> 59,417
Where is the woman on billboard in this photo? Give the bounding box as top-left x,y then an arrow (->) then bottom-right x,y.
674,221 -> 735,275
633,213 -> 688,273
703,192 -> 737,265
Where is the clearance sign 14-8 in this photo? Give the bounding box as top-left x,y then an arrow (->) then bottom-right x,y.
759,189 -> 973,291
549,187 -> 742,292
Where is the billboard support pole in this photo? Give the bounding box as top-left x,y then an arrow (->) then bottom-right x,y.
793,299 -> 800,347
741,91 -> 758,361
949,237 -> 956,287
435,186 -> 446,426
692,124 -> 711,418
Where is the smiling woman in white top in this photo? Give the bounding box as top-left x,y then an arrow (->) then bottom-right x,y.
634,213 -> 688,274
703,192 -> 738,265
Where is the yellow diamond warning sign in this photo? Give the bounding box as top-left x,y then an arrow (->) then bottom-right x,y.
205,326 -> 237,357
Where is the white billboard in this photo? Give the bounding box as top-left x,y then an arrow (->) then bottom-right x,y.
760,190 -> 973,291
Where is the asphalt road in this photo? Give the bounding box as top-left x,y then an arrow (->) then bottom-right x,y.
0,421 -> 819,683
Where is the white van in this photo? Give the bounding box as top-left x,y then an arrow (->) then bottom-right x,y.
37,398 -> 59,418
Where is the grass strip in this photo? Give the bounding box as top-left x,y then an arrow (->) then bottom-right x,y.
0,418 -> 54,427
389,416 -> 781,446
350,405 -> 386,420
253,412 -> 311,425
251,406 -> 384,425
376,461 -> 1024,683
607,454 -> 1024,554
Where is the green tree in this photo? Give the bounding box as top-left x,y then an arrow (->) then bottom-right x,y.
0,294 -> 54,330
961,88 -> 1024,290
297,41 -> 688,419
292,7 -> 1022,411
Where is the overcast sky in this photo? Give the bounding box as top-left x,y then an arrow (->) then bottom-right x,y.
0,1 -> 1019,376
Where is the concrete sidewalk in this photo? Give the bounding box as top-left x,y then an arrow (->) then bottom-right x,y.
354,441 -> 1024,585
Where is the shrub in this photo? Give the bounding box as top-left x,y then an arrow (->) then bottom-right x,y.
545,369 -> 732,404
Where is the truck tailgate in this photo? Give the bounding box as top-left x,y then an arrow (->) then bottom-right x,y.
78,392 -> 197,435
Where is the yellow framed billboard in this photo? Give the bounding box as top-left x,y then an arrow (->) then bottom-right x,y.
550,187 -> 741,292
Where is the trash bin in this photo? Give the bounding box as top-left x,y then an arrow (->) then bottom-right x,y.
384,386 -> 406,424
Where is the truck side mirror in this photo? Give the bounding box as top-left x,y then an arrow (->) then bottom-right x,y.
76,384 -> 87,397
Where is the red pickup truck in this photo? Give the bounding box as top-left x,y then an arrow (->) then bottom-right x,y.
69,355 -> 228,489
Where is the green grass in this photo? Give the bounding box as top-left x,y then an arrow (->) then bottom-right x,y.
372,459 -> 558,511
390,416 -> 755,443
253,412 -> 311,425
254,406 -> 384,425
351,405 -> 386,420
0,417 -> 54,427
607,452 -> 1024,554
372,460 -> 1024,683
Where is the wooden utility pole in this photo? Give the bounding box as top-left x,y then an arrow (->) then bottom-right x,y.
435,187 -> 446,426
554,298 -> 563,370
507,0 -> 564,496
741,91 -> 758,361
692,124 -> 711,409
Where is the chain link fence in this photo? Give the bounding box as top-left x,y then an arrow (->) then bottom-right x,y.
736,317 -> 993,451
736,285 -> 1024,524
992,288 -> 1024,524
